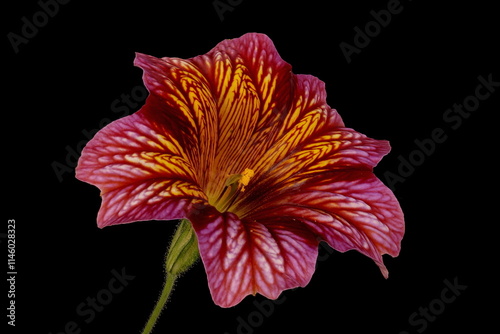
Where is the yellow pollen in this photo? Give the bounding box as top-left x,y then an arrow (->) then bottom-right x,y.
238,168 -> 254,191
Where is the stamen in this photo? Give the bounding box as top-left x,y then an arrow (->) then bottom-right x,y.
213,168 -> 254,212
238,168 -> 255,191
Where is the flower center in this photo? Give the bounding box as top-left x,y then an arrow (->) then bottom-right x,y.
212,168 -> 254,213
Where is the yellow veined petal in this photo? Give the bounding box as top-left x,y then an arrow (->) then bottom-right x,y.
76,112 -> 206,227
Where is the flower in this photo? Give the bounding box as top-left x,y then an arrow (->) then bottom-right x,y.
76,33 -> 404,308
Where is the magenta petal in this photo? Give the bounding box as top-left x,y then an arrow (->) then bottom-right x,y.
188,205 -> 318,308
76,112 -> 207,227
251,170 -> 404,278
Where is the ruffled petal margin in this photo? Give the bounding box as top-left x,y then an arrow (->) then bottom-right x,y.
251,171 -> 404,278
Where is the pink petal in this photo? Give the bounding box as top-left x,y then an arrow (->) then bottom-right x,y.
188,205 -> 318,308
250,170 -> 404,278
76,112 -> 206,227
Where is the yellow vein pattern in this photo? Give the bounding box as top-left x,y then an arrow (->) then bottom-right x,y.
134,54 -> 218,193
76,112 -> 206,227
191,35 -> 295,203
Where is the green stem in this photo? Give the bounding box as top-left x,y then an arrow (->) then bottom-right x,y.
140,219 -> 199,333
141,273 -> 177,334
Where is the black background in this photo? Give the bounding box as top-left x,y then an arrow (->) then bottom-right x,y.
3,0 -> 499,333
